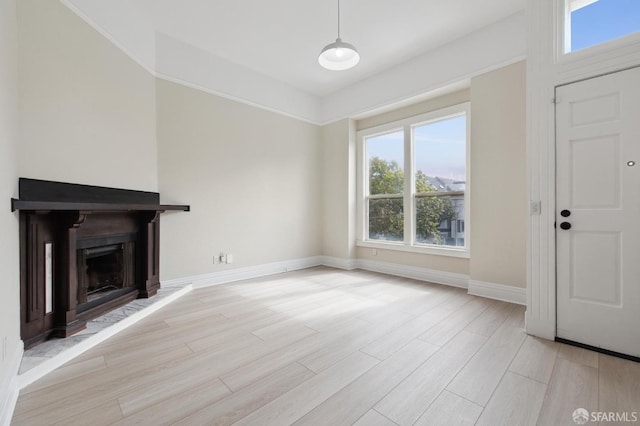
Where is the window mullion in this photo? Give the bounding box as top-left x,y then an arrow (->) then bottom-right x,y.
361,138 -> 369,241
404,124 -> 414,246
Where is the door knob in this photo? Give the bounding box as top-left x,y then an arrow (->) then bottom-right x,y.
560,222 -> 572,230
561,209 -> 571,217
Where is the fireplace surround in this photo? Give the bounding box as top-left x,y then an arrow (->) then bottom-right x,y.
12,178 -> 189,348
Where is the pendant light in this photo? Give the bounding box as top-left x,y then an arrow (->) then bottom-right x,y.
318,0 -> 360,71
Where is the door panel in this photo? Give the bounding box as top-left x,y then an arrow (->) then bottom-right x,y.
570,231 -> 620,305
570,135 -> 620,208
556,66 -> 640,357
570,92 -> 619,127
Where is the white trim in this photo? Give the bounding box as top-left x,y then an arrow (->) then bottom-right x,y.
320,256 -> 358,270
356,240 -> 470,259
17,285 -> 191,390
356,258 -> 469,289
568,0 -> 597,12
526,0 -> 559,341
164,256 -> 324,289
468,280 -> 526,305
170,257 -> 527,306
0,343 -> 23,426
351,258 -> 525,305
168,256 -> 525,306
156,73 -> 322,126
556,37 -> 640,84
348,80 -> 471,122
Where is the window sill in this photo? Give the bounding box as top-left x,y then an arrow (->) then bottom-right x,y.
356,240 -> 470,259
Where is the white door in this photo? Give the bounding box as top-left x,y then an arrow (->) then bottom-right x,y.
556,66 -> 640,358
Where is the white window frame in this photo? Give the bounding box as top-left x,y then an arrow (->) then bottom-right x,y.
356,103 -> 471,258
558,0 -> 640,60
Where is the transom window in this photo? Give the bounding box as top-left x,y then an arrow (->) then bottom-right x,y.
565,0 -> 640,53
357,103 -> 470,257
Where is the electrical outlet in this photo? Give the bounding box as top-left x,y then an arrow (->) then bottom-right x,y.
371,248 -> 377,256
226,254 -> 233,264
213,255 -> 219,264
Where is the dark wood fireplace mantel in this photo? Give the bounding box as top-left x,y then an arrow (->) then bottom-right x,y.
11,199 -> 189,212
11,178 -> 189,213
14,178 -> 189,348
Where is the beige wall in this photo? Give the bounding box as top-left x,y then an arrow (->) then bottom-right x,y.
357,89 -> 471,131
0,0 -> 21,414
321,119 -> 357,259
357,247 -> 470,274
470,61 -> 527,287
17,0 -> 158,191
157,80 -> 322,280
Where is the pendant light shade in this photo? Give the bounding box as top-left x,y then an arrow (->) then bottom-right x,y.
319,38 -> 360,71
319,0 -> 359,71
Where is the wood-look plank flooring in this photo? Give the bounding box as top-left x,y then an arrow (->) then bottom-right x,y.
11,267 -> 640,425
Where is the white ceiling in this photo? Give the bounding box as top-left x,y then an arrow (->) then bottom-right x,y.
63,0 -> 527,123
133,0 -> 525,96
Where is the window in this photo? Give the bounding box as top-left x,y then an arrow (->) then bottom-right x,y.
565,0 -> 640,53
358,103 -> 470,257
366,130 -> 404,242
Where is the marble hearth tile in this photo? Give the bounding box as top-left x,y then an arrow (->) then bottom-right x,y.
24,335 -> 88,358
20,281 -> 190,375
91,314 -> 121,324
19,356 -> 49,374
77,321 -> 114,336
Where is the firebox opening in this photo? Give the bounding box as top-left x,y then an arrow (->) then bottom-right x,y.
77,238 -> 136,314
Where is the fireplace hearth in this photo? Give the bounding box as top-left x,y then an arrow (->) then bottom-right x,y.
13,178 -> 189,348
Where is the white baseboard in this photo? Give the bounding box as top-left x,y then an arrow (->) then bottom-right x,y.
0,343 -> 23,426
162,256 -> 324,289
468,279 -> 526,305
323,256 -> 526,305
356,258 -> 469,289
175,255 -> 470,291
320,256 -> 358,270
524,315 -> 556,340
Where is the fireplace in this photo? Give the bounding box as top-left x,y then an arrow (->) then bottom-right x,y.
13,178 -> 189,348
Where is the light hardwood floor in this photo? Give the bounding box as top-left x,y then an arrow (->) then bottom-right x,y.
11,267 -> 640,425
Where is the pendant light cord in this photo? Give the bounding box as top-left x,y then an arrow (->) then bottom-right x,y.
337,0 -> 341,39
